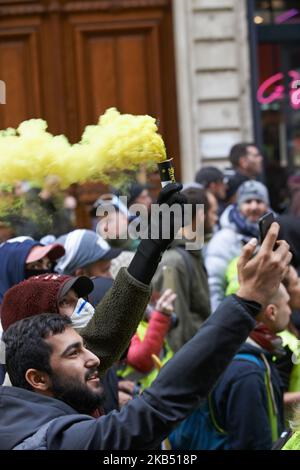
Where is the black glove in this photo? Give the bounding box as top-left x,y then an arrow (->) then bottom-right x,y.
156,182 -> 186,205
128,183 -> 187,285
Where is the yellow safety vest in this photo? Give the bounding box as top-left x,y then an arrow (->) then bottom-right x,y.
117,320 -> 173,390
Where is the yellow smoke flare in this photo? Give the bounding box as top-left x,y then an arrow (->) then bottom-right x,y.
0,108 -> 167,188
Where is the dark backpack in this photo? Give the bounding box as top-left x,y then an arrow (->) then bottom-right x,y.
168,396 -> 228,450
168,353 -> 279,450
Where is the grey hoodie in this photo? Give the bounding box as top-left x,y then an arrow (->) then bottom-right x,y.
205,205 -> 249,311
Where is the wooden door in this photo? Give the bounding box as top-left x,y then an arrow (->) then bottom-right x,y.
0,0 -> 180,226
62,0 -> 180,165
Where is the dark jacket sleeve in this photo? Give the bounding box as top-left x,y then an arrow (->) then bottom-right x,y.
81,268 -> 151,375
214,367 -> 273,449
47,295 -> 256,450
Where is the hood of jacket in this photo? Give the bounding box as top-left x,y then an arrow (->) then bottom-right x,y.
0,238 -> 40,302
236,340 -> 284,392
0,386 -> 81,450
238,340 -> 268,357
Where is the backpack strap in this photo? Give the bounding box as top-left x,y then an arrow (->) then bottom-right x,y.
208,394 -> 226,435
233,352 -> 264,367
173,246 -> 196,301
272,429 -> 293,450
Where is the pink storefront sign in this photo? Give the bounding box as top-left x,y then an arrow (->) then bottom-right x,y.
257,70 -> 300,109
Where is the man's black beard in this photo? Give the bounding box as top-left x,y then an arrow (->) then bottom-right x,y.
50,372 -> 105,415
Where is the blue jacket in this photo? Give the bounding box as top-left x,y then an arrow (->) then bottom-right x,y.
0,238 -> 40,303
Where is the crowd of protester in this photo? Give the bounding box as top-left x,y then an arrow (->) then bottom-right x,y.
2,141 -> 300,450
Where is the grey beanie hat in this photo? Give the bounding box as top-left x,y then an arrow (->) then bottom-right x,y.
237,180 -> 270,207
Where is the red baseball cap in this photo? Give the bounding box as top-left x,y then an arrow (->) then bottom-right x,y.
26,243 -> 65,264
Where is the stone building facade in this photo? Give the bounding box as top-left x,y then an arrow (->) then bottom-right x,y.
173,0 -> 253,181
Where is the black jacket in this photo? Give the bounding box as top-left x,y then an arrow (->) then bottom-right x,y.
0,295 -> 256,450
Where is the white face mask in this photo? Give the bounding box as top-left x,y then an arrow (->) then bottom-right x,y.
70,298 -> 95,331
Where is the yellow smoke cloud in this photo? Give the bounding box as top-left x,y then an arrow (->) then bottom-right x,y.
0,108 -> 166,188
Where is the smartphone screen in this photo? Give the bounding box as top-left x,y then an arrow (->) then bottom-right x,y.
258,212 -> 275,244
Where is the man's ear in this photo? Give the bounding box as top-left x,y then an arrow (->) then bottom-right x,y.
196,206 -> 205,224
25,369 -> 51,392
264,304 -> 276,325
239,156 -> 248,170
209,182 -> 217,192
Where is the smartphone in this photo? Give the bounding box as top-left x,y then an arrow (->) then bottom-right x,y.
258,212 -> 275,244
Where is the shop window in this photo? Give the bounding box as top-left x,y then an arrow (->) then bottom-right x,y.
252,0 -> 300,211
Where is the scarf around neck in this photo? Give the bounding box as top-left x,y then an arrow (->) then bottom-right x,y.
229,205 -> 260,239
250,322 -> 285,357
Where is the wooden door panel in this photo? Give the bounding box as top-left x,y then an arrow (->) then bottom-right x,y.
67,17 -> 165,135
88,36 -> 118,116
116,33 -> 149,114
63,2 -> 180,175
86,31 -> 149,117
